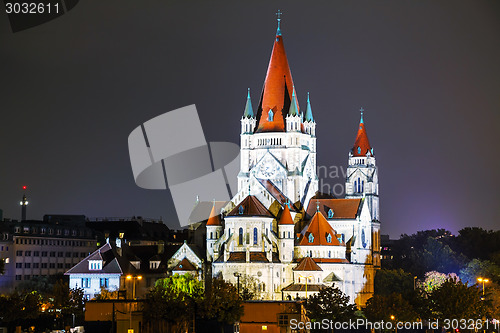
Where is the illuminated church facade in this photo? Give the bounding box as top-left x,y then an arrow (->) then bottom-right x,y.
205,17 -> 380,307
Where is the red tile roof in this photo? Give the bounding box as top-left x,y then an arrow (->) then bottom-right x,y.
255,34 -> 296,133
279,204 -> 294,225
223,252 -> 275,263
206,204 -> 221,226
299,211 -> 342,246
313,258 -> 349,264
352,121 -> 372,156
172,258 -> 197,272
282,284 -> 326,292
228,195 -> 274,217
293,257 -> 322,271
305,198 -> 362,220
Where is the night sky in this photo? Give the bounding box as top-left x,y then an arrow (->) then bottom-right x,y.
1,1 -> 499,238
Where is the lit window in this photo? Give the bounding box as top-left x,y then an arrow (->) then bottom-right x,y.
328,209 -> 334,218
238,206 -> 244,215
253,228 -> 258,245
326,233 -> 332,243
357,147 -> 361,154
239,228 -> 243,245
268,110 -> 274,121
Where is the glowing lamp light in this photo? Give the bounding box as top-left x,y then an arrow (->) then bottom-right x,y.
126,275 -> 132,280
390,315 -> 395,320
137,276 -> 143,280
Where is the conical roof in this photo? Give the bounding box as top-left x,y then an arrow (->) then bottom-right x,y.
243,88 -> 254,118
304,92 -> 314,122
206,204 -> 221,226
255,29 -> 297,132
279,204 -> 294,225
352,109 -> 373,157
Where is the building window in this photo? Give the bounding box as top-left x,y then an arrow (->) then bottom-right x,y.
357,147 -> 361,154
57,252 -> 63,257
23,227 -> 30,234
16,263 -> 22,268
33,263 -> 39,268
15,275 -> 21,280
41,228 -> 46,235
34,251 -> 39,256
24,263 -> 31,268
16,250 -> 23,256
238,206 -> 244,215
41,251 -> 47,257
308,233 -> 314,243
326,233 -> 332,243
253,228 -> 258,245
57,263 -> 63,269
49,263 -> 55,268
81,278 -> 90,288
239,228 -> 243,246
328,251 -> 331,258
328,209 -> 334,218
268,110 -> 274,121
65,252 -> 71,258
100,278 -> 109,288
41,263 -> 47,268
362,180 -> 364,192
25,251 -> 31,256
65,263 -> 71,269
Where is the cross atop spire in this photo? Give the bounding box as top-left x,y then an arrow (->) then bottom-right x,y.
276,10 -> 282,36
360,107 -> 364,124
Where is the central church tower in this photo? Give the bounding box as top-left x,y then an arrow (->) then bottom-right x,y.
238,17 -> 318,207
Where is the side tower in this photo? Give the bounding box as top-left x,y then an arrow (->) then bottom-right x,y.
345,108 -> 379,222
206,204 -> 223,262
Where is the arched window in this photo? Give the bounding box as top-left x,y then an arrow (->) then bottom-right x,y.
354,180 -> 357,193
362,180 -> 364,192
328,209 -> 334,219
326,233 -> 332,243
357,177 -> 361,193
328,251 -> 331,258
308,233 -> 314,243
357,146 -> 361,154
288,231 -> 290,238
253,228 -> 258,245
238,206 -> 244,215
239,228 -> 243,245
268,110 -> 274,121
309,250 -> 313,257
210,232 -> 213,239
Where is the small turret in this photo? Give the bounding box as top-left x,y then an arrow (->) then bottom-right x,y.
303,92 -> 316,136
286,86 -> 301,132
206,202 -> 223,262
278,203 -> 295,263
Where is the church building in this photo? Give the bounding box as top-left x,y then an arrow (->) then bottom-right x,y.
205,15 -> 380,307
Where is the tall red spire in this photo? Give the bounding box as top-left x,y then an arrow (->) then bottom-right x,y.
255,19 -> 297,133
352,107 -> 373,157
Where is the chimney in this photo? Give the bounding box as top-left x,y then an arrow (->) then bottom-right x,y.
157,241 -> 164,254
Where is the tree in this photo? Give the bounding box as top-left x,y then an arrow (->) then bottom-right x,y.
306,286 -> 358,324
429,278 -> 489,321
459,259 -> 500,285
364,293 -> 419,323
374,268 -> 414,296
198,277 -> 243,332
418,271 -> 458,293
94,287 -> 119,300
143,274 -> 204,333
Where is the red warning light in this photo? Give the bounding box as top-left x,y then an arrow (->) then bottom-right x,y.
22,185 -> 27,190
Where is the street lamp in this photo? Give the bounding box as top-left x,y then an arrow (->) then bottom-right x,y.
126,275 -> 143,299
126,275 -> 142,333
477,277 -> 489,297
234,272 -> 242,296
298,274 -> 313,299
